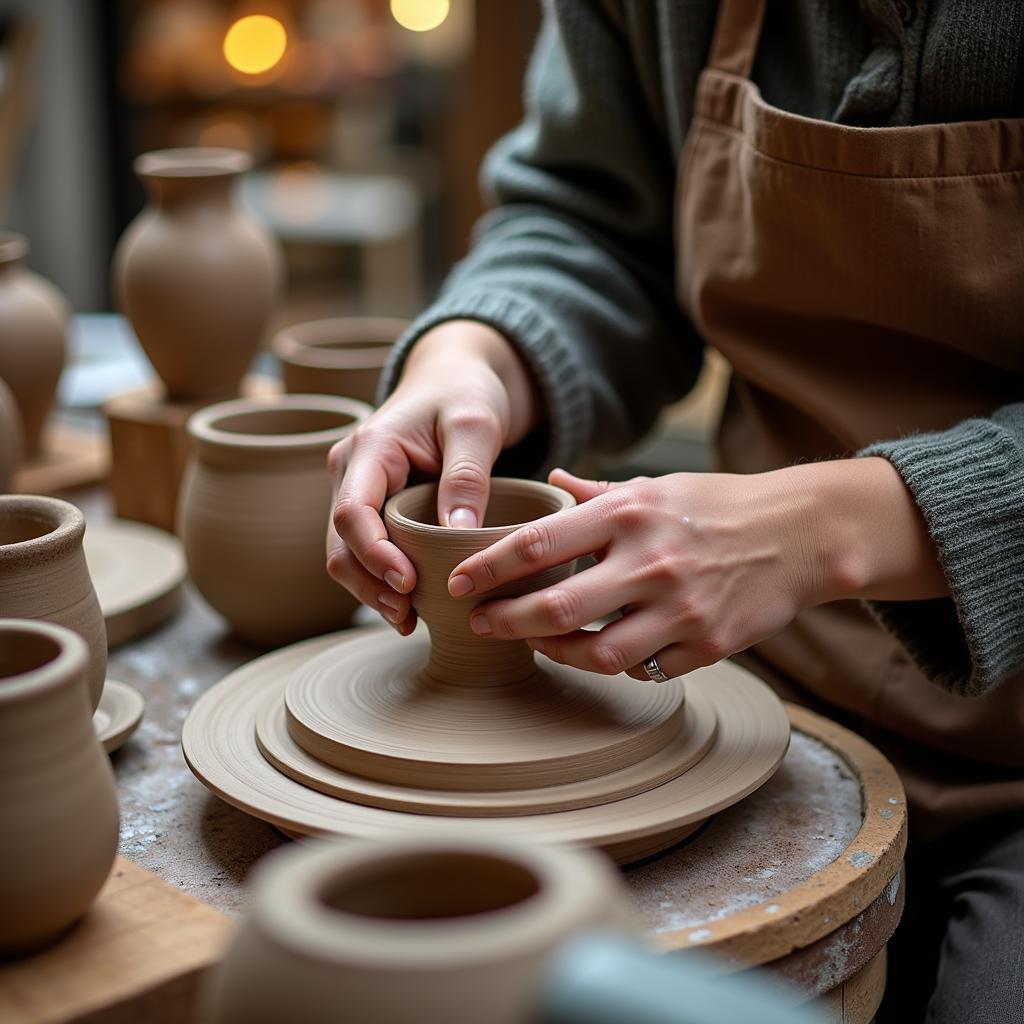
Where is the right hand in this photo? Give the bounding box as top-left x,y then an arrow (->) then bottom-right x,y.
326,319 -> 543,634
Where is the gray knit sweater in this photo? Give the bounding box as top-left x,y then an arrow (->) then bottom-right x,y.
380,0 -> 1024,698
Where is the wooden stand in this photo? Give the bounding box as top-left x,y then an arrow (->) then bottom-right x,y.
13,421 -> 110,496
0,857 -> 233,1024
104,376 -> 280,532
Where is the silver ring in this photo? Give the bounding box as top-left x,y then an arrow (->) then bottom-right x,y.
643,655 -> 671,684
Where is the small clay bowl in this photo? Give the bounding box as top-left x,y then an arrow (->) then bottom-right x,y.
272,317 -> 409,405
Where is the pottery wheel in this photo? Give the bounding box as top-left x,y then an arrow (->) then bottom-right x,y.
83,519 -> 185,646
183,627 -> 790,863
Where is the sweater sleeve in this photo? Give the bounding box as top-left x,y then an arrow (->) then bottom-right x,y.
377,0 -> 703,475
859,401 -> 1024,698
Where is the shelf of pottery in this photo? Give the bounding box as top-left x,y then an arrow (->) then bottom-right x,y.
0,146 -> 905,1023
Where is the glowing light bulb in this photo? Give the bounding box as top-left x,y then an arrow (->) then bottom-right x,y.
390,0 -> 450,33
223,15 -> 287,75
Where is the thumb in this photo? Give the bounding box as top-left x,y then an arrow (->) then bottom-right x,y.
437,411 -> 502,528
548,467 -> 619,503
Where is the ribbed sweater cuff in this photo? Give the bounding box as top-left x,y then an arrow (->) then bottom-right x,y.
377,292 -> 593,476
860,418 -> 1024,697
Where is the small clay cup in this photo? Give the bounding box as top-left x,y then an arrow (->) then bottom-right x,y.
384,478 -> 576,686
0,374 -> 24,492
179,394 -> 371,646
201,837 -> 635,1024
0,619 -> 119,955
272,316 -> 408,405
0,495 -> 106,710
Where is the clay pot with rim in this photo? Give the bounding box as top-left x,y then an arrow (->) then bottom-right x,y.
0,232 -> 68,453
0,619 -> 119,955
202,837 -> 635,1024
0,495 -> 106,711
0,375 -> 24,491
113,147 -> 282,400
272,316 -> 408,405
178,394 -> 371,646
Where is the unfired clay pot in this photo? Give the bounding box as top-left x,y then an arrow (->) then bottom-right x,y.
0,375 -> 24,491
178,394 -> 371,646
113,147 -> 282,400
0,619 -> 119,955
0,232 -> 68,453
0,496 -> 107,711
201,837 -> 635,1024
272,317 -> 408,405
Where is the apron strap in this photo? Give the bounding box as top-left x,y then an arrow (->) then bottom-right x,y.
707,0 -> 767,78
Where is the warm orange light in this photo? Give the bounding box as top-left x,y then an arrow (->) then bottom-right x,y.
223,15 -> 287,75
390,0 -> 450,33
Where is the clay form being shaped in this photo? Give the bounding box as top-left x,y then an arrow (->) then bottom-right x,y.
273,317 -> 409,404
178,394 -> 371,646
202,837 -> 635,1024
183,479 -> 790,863
113,148 -> 282,400
0,619 -> 119,955
0,233 -> 68,453
93,679 -> 145,754
0,374 -> 23,492
0,495 -> 107,711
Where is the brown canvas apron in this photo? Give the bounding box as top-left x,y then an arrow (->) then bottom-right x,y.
677,0 -> 1024,838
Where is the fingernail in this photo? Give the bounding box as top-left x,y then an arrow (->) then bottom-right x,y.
448,573 -> 474,597
447,507 -> 478,529
379,591 -> 401,615
470,613 -> 491,636
384,569 -> 406,593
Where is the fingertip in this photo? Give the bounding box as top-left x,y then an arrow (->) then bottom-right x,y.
446,506 -> 479,529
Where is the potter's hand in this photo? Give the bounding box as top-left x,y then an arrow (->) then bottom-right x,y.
327,320 -> 543,633
447,461 -> 946,680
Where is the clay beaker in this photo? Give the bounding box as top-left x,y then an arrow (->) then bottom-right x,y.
179,394 -> 370,646
273,317 -> 409,405
0,495 -> 106,710
202,837 -> 635,1024
113,147 -> 282,400
0,375 -> 24,491
0,233 -> 68,453
0,619 -> 119,955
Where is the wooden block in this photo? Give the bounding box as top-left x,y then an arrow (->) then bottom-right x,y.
13,422 -> 110,496
104,376 -> 281,532
0,856 -> 234,1024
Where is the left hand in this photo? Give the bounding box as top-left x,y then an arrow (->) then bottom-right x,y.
446,460 -> 947,681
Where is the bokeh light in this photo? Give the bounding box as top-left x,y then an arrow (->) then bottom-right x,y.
223,15 -> 288,75
390,0 -> 450,33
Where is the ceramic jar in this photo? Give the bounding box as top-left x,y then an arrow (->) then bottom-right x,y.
202,837 -> 635,1024
179,394 -> 370,646
272,317 -> 408,405
0,495 -> 107,710
0,375 -> 24,491
0,619 -> 119,954
0,232 -> 68,453
113,147 -> 282,400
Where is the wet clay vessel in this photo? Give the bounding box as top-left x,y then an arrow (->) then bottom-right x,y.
0,620 -> 119,955
0,495 -> 106,710
273,317 -> 408,405
0,375 -> 23,492
179,394 -> 370,646
0,233 -> 68,453
202,837 -> 635,1024
114,148 -> 282,400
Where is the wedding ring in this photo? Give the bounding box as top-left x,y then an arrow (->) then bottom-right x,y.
643,655 -> 671,684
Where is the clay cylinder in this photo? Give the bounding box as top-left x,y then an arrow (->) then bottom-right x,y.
273,317 -> 408,405
179,394 -> 370,646
0,233 -> 68,453
0,495 -> 106,711
384,479 -> 576,686
0,374 -> 24,492
113,147 -> 282,400
0,619 -> 119,955
202,837 -> 635,1024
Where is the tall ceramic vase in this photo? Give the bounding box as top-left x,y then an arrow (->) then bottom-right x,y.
0,375 -> 24,492
0,233 -> 68,453
178,394 -> 371,646
0,495 -> 107,710
202,837 -> 636,1024
0,619 -> 119,954
113,147 -> 282,400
